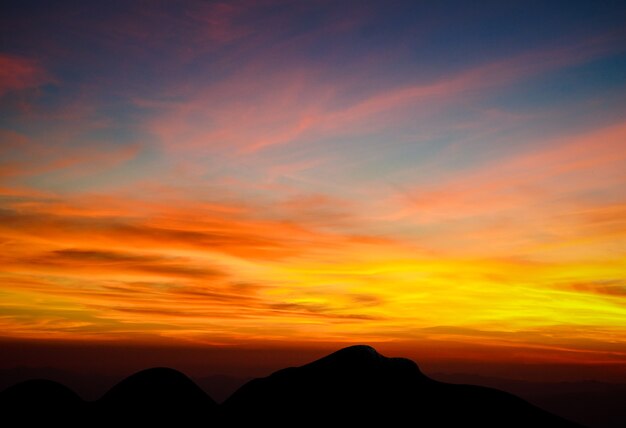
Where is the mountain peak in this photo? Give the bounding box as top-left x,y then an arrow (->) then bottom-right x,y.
224,346 -> 582,427
97,367 -> 219,424
306,344 -> 423,377
101,366 -> 215,405
316,344 -> 382,364
0,346 -> 584,427
331,344 -> 380,358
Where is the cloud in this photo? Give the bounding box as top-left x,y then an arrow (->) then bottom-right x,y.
268,302 -> 383,321
391,120 -> 626,223
561,280 -> 626,299
0,140 -> 142,181
0,208 -> 290,259
189,1 -> 254,44
349,294 -> 385,306
0,186 -> 403,342
0,54 -> 51,96
140,30 -> 626,156
18,248 -> 226,280
0,185 -> 394,261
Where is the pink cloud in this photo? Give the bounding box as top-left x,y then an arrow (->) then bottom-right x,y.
0,128 -> 142,181
189,1 -> 254,44
139,31 -> 625,157
0,54 -> 51,96
388,121 -> 626,226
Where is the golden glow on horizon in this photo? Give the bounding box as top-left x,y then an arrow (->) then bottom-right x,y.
0,153 -> 625,365
1,3 -> 626,370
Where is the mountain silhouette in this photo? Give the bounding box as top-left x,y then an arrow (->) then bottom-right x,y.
0,345 -> 585,427
96,367 -> 220,425
225,345 -> 583,427
0,379 -> 85,425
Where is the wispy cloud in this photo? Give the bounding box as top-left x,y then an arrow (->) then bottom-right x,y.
16,248 -> 226,279
0,54 -> 51,96
1,1 -> 626,366
138,31 -> 626,157
394,121 -> 626,218
561,280 -> 626,299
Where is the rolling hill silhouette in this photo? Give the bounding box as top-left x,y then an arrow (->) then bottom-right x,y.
0,345 -> 584,427
97,367 -> 220,425
0,379 -> 85,425
225,345 -> 582,427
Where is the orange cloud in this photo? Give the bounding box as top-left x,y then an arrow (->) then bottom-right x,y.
561,280 -> 626,299
9,248 -> 226,280
392,121 -> 626,223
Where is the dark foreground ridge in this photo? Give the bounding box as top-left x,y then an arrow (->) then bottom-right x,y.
0,345 -> 584,427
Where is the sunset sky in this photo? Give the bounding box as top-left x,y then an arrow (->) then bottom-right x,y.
1,1 -> 626,377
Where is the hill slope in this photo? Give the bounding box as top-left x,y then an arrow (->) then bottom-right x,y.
225,345 -> 582,427
0,345 -> 583,427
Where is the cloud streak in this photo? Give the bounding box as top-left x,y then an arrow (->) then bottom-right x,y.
0,54 -> 51,96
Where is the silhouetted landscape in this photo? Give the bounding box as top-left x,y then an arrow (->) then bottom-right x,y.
3,3 -> 626,428
1,345 -> 593,427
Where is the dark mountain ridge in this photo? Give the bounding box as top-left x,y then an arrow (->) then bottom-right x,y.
0,345 -> 584,427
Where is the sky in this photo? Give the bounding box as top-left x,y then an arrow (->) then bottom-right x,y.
1,0 -> 626,378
